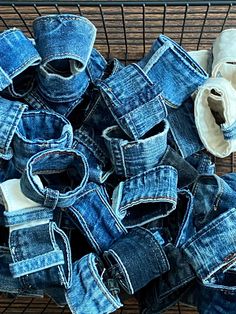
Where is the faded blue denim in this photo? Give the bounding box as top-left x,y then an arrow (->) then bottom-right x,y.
138,34 -> 208,108
99,63 -> 167,140
0,29 -> 41,98
103,120 -> 169,177
112,165 -> 178,227
66,253 -> 122,314
13,110 -> 73,173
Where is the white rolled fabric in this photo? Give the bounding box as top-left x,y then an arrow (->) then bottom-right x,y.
195,77 -> 236,158
189,49 -> 211,74
212,29 -> 236,88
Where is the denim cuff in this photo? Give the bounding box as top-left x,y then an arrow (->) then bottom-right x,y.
159,146 -> 198,188
9,222 -> 72,289
167,98 -> 204,158
66,254 -> 122,314
104,228 -> 170,294
13,110 -> 73,173
182,207 -> 236,283
103,121 -> 169,177
33,14 -> 96,72
138,34 -> 208,108
66,182 -> 127,253
0,29 -> 41,93
73,125 -> 112,184
0,97 -> 27,160
99,63 -> 167,139
112,165 -> 178,227
186,152 -> 215,175
86,48 -> 107,84
34,66 -> 89,116
21,149 -> 89,208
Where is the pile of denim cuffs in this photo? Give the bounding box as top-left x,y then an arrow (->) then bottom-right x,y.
1,13 -> 236,314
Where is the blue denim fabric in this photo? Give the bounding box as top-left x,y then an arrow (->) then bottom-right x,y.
103,120 -> 169,177
112,165 -> 178,227
33,14 -> 96,71
66,253 -> 122,314
25,48 -> 105,117
167,98 -> 204,158
73,124 -> 113,184
182,207 -> 236,284
82,59 -> 124,133
0,97 -> 27,160
0,245 -> 44,296
65,181 -> 127,253
0,29 -> 41,97
186,152 -> 215,175
104,228 -> 170,294
20,149 -> 89,209
138,34 -> 208,108
159,146 -> 198,188
13,110 -> 73,173
0,178 -> 72,290
99,63 -> 167,140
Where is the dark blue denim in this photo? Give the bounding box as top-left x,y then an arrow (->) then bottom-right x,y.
138,34 -> 208,108
64,181 -> 127,253
99,63 -> 167,140
103,120 -> 169,177
111,165 -> 178,227
167,97 -> 204,158
104,228 -> 170,294
20,148 -> 89,209
159,146 -> 198,188
13,110 -> 73,173
186,152 -> 215,175
0,29 -> 41,98
0,97 -> 27,160
73,124 -> 112,184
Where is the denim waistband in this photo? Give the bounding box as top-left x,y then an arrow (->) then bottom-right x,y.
20,149 -> 89,208
0,97 -> 27,160
0,29 -> 41,94
138,34 -> 208,108
33,14 -> 96,72
66,182 -> 127,253
66,253 -> 123,314
112,165 -> 178,227
103,121 -> 169,177
13,110 -> 73,173
104,228 -> 170,294
99,63 -> 167,139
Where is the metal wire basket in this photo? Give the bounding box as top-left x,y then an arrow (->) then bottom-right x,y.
0,1 -> 236,313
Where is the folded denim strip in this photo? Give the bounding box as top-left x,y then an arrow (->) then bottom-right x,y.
168,97 -> 204,158
20,149 -> 89,208
66,253 -> 123,314
99,63 -> 167,140
33,14 -> 96,71
13,110 -> 73,173
66,182 -> 127,253
103,228 -> 170,294
0,29 -> 41,95
0,97 -> 27,160
112,165 -> 178,227
182,207 -> 236,283
138,34 -> 208,108
103,121 -> 169,177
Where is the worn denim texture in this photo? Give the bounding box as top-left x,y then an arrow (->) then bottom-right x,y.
0,29 -> 41,97
138,34 -> 208,108
13,110 -> 73,173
